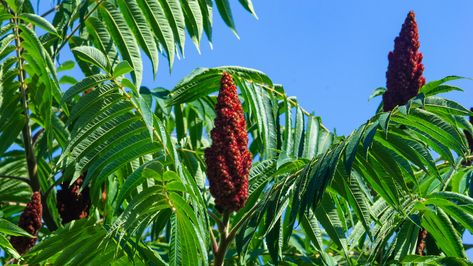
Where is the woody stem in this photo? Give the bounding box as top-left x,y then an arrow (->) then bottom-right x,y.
214,212 -> 230,266
2,0 -> 58,231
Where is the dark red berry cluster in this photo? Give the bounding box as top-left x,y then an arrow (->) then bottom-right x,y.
10,192 -> 43,254
57,174 -> 90,224
205,73 -> 252,213
383,11 -> 425,112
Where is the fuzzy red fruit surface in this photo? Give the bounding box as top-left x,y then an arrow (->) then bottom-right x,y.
383,11 -> 425,112
10,192 -> 43,254
205,72 -> 252,213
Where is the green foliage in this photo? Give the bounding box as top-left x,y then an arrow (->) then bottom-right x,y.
0,1 -> 472,265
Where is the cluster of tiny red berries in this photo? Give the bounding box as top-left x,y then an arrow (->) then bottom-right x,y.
10,192 -> 42,255
383,11 -> 425,112
205,72 -> 252,213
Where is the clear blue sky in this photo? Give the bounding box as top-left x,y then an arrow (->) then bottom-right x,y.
149,1 -> 473,136
38,0 -> 473,259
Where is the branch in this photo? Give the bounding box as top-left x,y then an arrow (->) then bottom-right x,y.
209,227 -> 218,255
12,5 -> 40,193
32,128 -> 45,145
213,212 -> 231,266
211,203 -> 264,265
40,5 -> 59,17
7,5 -> 58,231
221,212 -> 230,235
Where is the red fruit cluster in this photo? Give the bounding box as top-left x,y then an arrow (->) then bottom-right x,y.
56,174 -> 90,224
205,72 -> 252,213
10,192 -> 43,255
383,11 -> 426,112
416,228 -> 428,256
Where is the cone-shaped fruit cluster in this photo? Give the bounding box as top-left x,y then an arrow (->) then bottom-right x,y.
10,192 -> 42,254
205,72 -> 252,213
56,174 -> 90,224
383,11 -> 425,112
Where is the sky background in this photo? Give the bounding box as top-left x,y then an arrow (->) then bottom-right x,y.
152,1 -> 473,136
37,0 -> 473,259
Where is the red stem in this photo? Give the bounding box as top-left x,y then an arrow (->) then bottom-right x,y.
213,212 -> 230,266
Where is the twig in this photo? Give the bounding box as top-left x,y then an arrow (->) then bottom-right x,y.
55,0 -> 103,54
40,5 -> 59,17
221,212 -> 230,235
209,227 -> 218,255
32,128 -> 45,145
214,212 -> 230,266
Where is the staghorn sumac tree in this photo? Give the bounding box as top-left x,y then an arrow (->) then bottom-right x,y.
0,2 -> 472,265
